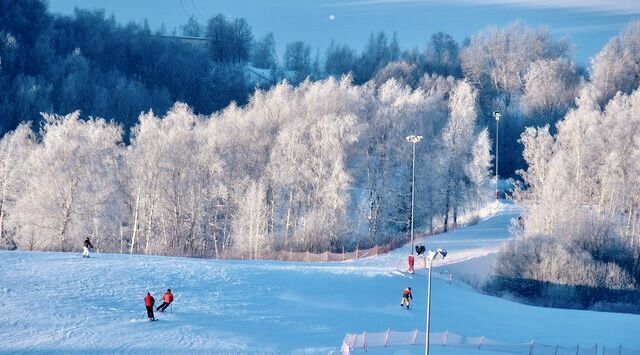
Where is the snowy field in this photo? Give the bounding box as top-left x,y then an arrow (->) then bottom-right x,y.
1,202 -> 639,354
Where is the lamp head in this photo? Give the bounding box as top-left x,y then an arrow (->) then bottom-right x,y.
427,248 -> 448,260
406,135 -> 423,144
427,250 -> 437,260
493,111 -> 501,121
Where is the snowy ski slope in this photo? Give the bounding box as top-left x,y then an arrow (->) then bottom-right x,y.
1,202 -> 639,354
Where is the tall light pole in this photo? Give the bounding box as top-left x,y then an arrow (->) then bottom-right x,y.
406,135 -> 422,256
424,248 -> 447,355
492,112 -> 501,200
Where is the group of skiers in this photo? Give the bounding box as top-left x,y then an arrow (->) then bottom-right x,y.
145,289 -> 174,320
80,238 -> 175,321
83,238 -> 411,320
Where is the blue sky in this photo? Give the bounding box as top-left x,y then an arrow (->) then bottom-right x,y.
48,0 -> 640,65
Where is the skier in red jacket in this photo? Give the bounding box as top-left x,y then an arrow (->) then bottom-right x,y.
156,289 -> 174,312
144,292 -> 155,320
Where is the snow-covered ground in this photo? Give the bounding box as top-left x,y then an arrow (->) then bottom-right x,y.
1,202 -> 639,354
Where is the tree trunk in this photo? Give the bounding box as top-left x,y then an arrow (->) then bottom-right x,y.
213,230 -> 219,259
59,180 -> 77,251
453,206 -> 458,230
0,132 -> 17,245
285,189 -> 293,241
443,186 -> 450,233
130,187 -> 142,254
144,195 -> 157,254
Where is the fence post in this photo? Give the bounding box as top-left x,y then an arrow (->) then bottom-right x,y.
443,330 -> 448,347
363,331 -> 367,351
342,246 -> 345,261
575,344 -> 578,355
554,345 -> 558,355
375,245 -> 378,255
411,329 -> 418,345
478,336 -> 484,349
619,344 -> 622,355
325,251 -> 329,262
349,333 -> 357,349
384,328 -> 390,347
529,340 -> 535,355
356,246 -> 359,259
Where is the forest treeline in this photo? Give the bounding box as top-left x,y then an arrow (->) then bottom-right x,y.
2,0 -> 640,309
1,0 -> 593,177
0,77 -> 491,258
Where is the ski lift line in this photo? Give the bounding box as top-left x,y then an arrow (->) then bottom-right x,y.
179,0 -> 193,21
190,0 -> 208,22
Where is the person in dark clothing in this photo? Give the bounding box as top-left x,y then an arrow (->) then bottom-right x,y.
144,292 -> 155,320
156,289 -> 174,312
401,287 -> 413,309
82,238 -> 94,258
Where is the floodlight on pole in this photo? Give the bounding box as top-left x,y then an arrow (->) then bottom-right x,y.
425,248 -> 447,355
406,135 -> 423,256
492,112 -> 501,200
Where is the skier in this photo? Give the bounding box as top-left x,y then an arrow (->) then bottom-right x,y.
156,289 -> 174,312
82,237 -> 94,258
401,287 -> 413,309
144,292 -> 155,320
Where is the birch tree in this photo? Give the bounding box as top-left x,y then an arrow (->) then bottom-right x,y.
0,124 -> 34,248
11,112 -> 123,251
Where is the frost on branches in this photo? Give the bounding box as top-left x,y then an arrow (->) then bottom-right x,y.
495,87 -> 640,310
0,76 -> 492,258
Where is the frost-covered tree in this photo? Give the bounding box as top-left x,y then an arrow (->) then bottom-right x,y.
359,78 -> 448,243
374,61 -> 420,88
499,87 -> 640,308
460,22 -> 571,177
461,22 -> 570,115
0,124 -> 34,248
521,58 -> 581,127
0,74 -> 493,258
10,112 -> 123,251
232,181 -> 269,259
590,22 -> 640,107
266,78 -> 361,251
440,81 -> 487,230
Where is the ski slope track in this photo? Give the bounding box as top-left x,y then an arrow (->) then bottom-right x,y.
1,202 -> 638,354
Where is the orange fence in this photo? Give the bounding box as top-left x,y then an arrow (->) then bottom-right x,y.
216,226 -> 454,262
213,212 -> 482,262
